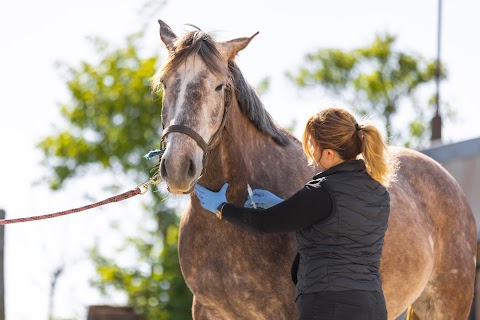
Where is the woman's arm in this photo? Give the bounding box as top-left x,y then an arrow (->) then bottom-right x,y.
221,184 -> 333,234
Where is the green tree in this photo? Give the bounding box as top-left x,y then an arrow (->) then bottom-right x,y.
38,33 -> 192,320
288,33 -> 448,147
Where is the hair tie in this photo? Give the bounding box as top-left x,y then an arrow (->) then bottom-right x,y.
355,123 -> 362,132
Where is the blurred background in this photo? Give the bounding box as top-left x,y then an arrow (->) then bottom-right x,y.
1,0 -> 480,319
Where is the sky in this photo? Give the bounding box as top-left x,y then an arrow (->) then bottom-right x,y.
0,0 -> 479,319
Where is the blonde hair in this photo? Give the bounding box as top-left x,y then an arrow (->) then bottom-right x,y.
302,107 -> 396,186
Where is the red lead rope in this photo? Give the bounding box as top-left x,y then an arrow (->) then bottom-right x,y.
0,188 -> 142,225
0,187 -> 144,225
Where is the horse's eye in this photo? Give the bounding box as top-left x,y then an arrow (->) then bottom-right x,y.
215,84 -> 224,92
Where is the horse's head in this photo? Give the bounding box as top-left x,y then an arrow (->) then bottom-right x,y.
152,20 -> 258,194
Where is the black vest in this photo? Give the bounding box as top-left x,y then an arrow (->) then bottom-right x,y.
294,160 -> 390,298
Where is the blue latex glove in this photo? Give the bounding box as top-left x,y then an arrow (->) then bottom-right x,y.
244,188 -> 284,209
195,183 -> 229,213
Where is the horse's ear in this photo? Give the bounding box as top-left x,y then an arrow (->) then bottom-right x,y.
219,32 -> 259,60
158,19 -> 177,52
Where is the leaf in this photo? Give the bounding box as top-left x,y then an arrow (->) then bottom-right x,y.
288,32 -> 451,148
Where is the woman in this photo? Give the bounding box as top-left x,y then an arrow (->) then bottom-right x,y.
195,107 -> 395,320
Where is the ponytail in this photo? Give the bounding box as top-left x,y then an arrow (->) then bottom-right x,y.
358,120 -> 397,187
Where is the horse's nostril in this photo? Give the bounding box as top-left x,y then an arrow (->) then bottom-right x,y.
187,159 -> 195,178
161,158 -> 168,178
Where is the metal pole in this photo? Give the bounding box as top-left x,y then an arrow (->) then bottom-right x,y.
435,0 -> 442,116
431,0 -> 443,142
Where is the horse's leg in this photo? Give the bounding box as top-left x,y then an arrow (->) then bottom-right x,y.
406,266 -> 475,320
412,181 -> 476,319
406,306 -> 421,320
406,232 -> 476,320
192,295 -> 206,319
192,295 -> 225,320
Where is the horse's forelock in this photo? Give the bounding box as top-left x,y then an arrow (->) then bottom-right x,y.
152,30 -> 228,93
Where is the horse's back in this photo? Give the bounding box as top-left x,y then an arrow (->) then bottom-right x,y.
382,147 -> 476,319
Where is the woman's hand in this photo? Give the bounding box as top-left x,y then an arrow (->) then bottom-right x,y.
194,183 -> 229,213
244,188 -> 283,209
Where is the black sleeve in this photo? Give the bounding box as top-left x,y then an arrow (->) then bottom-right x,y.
221,183 -> 334,234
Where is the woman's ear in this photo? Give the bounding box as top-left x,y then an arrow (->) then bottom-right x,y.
324,149 -> 335,160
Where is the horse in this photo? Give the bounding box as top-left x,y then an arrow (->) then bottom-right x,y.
151,20 -> 477,320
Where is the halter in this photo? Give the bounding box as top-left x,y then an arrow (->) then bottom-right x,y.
159,84 -> 233,194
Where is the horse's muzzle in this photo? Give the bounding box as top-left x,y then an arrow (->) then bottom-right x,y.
160,153 -> 200,194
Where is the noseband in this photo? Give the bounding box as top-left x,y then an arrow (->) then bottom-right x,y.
160,84 -> 233,194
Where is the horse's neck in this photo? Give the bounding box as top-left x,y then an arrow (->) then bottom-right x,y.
199,100 -> 311,204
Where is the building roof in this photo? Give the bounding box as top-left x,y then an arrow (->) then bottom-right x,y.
421,137 -> 480,163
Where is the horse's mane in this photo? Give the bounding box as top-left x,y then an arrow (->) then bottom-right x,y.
152,29 -> 291,146
228,61 -> 290,146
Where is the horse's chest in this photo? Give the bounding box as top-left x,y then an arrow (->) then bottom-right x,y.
178,210 -> 297,318
178,212 -> 260,289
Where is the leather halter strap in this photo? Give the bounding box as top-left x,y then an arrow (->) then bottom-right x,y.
161,125 -> 208,152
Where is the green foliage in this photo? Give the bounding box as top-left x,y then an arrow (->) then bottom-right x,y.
38,34 -> 192,319
39,33 -> 162,189
90,217 -> 192,320
288,33 -> 448,147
